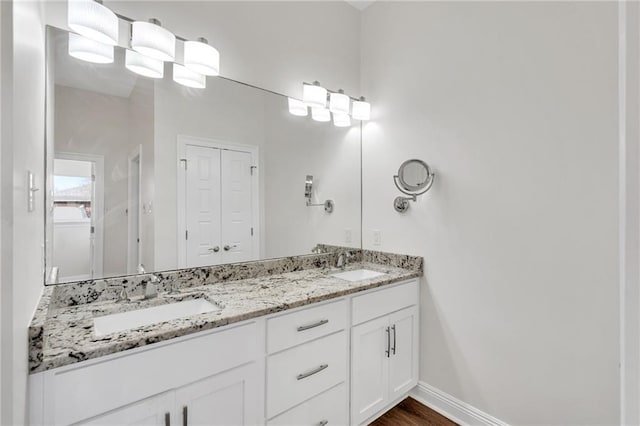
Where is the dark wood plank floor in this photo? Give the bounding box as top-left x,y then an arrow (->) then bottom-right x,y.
369,397 -> 459,426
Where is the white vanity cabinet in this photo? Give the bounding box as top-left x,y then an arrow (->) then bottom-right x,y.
30,279 -> 420,426
350,282 -> 419,425
77,362 -> 260,426
32,321 -> 263,426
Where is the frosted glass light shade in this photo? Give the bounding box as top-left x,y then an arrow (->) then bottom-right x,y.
352,99 -> 371,121
131,21 -> 176,62
125,49 -> 164,78
333,113 -> 351,127
173,64 -> 206,89
311,107 -> 330,122
68,0 -> 119,46
184,38 -> 220,76
68,32 -> 113,64
303,83 -> 327,108
329,92 -> 350,115
288,98 -> 308,116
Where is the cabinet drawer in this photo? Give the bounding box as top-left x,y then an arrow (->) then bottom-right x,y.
352,280 -> 418,326
267,331 -> 347,418
268,383 -> 347,426
51,322 -> 259,425
267,299 -> 347,353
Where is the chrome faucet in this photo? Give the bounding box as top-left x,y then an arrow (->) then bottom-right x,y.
109,283 -> 130,303
336,251 -> 352,270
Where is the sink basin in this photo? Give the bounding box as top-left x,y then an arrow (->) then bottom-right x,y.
94,299 -> 221,337
331,269 -> 386,282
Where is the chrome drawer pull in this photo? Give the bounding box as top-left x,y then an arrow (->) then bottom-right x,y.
385,326 -> 390,358
319,421 -> 329,426
297,363 -> 328,380
391,324 -> 397,355
297,319 -> 329,332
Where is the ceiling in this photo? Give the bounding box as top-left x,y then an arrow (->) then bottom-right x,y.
345,1 -> 377,11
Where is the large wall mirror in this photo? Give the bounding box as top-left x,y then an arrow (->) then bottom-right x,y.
45,26 -> 362,284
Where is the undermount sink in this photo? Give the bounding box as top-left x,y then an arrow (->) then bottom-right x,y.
94,298 -> 221,337
331,269 -> 386,282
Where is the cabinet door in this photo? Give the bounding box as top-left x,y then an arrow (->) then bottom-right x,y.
388,306 -> 419,401
78,392 -> 173,426
174,362 -> 260,426
350,316 -> 390,425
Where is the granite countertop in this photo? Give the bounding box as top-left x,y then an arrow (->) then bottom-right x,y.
30,253 -> 422,373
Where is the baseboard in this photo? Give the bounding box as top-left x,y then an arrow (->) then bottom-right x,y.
409,381 -> 509,426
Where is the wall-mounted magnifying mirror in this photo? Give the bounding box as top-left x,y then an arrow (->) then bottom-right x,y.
305,174 -> 334,213
393,159 -> 435,212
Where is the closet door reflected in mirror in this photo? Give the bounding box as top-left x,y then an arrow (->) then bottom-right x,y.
179,138 -> 258,268
44,26 -> 362,284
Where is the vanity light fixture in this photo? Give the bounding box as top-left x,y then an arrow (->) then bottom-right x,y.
173,63 -> 206,89
352,97 -> 371,121
183,37 -> 220,76
288,98 -> 308,116
125,49 -> 164,78
68,32 -> 114,64
329,90 -> 350,115
333,113 -> 351,127
131,19 -> 176,62
67,0 -> 119,46
303,81 -> 328,108
311,107 -> 331,122
291,81 -> 370,126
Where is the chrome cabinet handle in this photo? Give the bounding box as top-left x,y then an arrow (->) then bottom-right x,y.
297,319 -> 329,332
223,244 -> 238,251
182,406 -> 187,426
385,326 -> 390,358
165,412 -> 170,426
391,324 -> 396,355
319,421 -> 329,426
297,364 -> 328,380
209,246 -> 220,252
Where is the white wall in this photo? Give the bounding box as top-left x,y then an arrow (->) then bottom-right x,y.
0,1 -> 11,423
360,2 -> 619,424
0,1 -> 46,424
621,2 -> 640,424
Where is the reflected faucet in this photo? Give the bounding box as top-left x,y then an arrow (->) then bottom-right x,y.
138,264 -> 160,300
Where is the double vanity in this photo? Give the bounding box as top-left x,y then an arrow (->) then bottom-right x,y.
29,248 -> 423,426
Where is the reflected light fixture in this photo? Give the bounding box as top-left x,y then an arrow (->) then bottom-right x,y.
68,32 -> 113,64
184,37 -> 220,76
67,0 -> 119,46
303,81 -> 327,109
311,107 -> 331,122
352,97 -> 371,121
173,64 -> 206,89
125,49 -> 164,78
288,98 -> 308,117
333,113 -> 351,127
329,90 -> 350,115
131,19 -> 176,62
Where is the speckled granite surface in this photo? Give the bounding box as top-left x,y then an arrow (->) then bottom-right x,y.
30,250 -> 422,373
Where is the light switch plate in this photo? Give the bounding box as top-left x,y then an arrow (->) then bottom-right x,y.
345,228 -> 352,243
372,229 -> 381,246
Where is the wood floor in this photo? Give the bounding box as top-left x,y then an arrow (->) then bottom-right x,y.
369,397 -> 459,426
